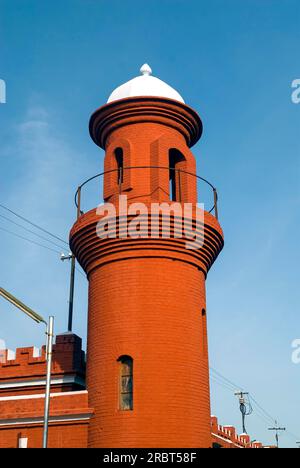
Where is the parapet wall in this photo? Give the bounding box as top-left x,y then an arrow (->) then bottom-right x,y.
211,416 -> 264,448
0,333 -> 86,395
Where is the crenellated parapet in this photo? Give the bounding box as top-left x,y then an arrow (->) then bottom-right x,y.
211,416 -> 267,449
0,333 -> 86,396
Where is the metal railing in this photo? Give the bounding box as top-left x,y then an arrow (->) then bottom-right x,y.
74,166 -> 219,220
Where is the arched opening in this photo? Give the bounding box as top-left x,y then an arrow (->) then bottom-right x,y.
117,355 -> 133,410
169,149 -> 185,201
115,147 -> 124,186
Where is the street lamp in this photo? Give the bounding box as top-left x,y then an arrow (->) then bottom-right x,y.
0,287 -> 54,448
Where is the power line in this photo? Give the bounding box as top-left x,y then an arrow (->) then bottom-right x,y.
210,368 -> 277,429
210,375 -> 237,393
0,203 -> 68,246
210,371 -> 275,437
75,267 -> 86,278
210,366 -> 300,446
0,225 -> 62,254
210,366 -> 243,391
0,222 -> 86,280
0,208 -> 86,338
286,430 -> 300,442
0,201 -> 296,443
249,395 -> 276,424
0,213 -> 68,252
210,367 -> 275,424
252,406 -> 275,427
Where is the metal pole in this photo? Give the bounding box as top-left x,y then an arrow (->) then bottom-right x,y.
268,421 -> 286,448
77,186 -> 82,220
178,169 -> 182,203
68,256 -> 76,332
234,391 -> 251,434
213,188 -> 219,220
42,316 -> 54,449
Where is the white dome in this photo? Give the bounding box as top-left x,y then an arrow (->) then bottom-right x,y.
107,64 -> 185,104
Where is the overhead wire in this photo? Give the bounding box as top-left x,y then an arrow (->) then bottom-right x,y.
0,225 -> 63,255
0,203 -> 68,246
0,213 -> 69,252
209,366 -> 300,444
210,375 -> 237,393
0,204 -> 297,442
0,212 -> 86,281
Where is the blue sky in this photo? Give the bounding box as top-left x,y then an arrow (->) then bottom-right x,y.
0,0 -> 299,447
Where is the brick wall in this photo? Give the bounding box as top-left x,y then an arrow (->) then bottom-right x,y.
0,333 -> 92,448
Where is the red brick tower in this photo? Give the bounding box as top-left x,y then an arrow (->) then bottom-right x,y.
70,65 -> 224,448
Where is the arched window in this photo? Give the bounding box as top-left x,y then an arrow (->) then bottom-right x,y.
169,149 -> 185,201
115,148 -> 124,185
118,355 -> 133,410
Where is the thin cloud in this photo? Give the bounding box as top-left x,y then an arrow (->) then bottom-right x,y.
0,100 -> 91,350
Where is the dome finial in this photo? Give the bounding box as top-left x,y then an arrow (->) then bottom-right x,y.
107,64 -> 185,103
140,63 -> 152,76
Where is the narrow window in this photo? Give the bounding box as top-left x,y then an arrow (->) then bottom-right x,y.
115,148 -> 124,185
118,355 -> 133,410
201,309 -> 207,355
169,149 -> 185,201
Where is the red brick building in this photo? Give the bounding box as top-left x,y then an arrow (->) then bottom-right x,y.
0,336 -> 265,448
0,66 -> 266,448
0,333 -> 91,448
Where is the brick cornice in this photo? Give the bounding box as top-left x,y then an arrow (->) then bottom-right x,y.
89,97 -> 203,149
70,207 -> 223,277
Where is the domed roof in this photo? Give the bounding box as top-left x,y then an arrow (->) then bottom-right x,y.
107,64 -> 185,104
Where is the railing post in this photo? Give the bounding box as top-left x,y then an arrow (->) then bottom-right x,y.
77,186 -> 82,220
119,167 -> 123,195
178,169 -> 182,203
213,188 -> 219,220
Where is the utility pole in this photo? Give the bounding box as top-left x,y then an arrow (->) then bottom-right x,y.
268,421 -> 286,448
234,391 -> 253,434
61,253 -> 76,332
0,287 -> 54,448
42,316 -> 54,448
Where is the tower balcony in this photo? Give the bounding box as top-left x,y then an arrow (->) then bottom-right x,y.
70,166 -> 224,278
74,165 -> 219,220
